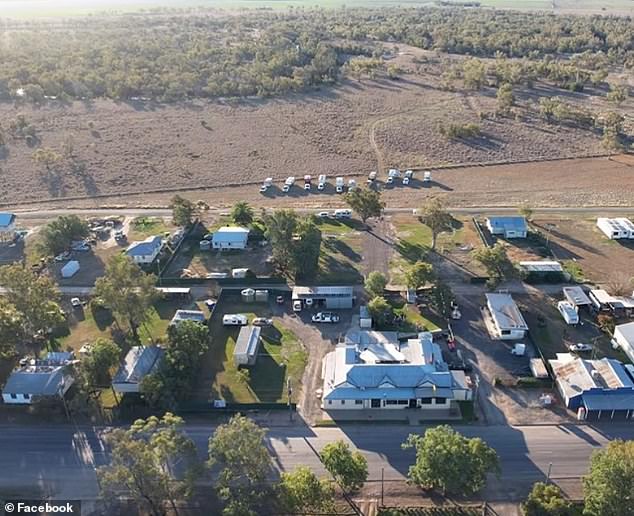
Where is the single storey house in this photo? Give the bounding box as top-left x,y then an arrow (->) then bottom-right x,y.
125,235 -> 163,265
0,212 -> 16,242
596,217 -> 634,240
549,353 -> 634,421
322,331 -> 471,415
292,286 -> 354,310
486,216 -> 528,239
233,326 -> 262,367
112,346 -> 164,394
613,322 -> 634,364
485,293 -> 528,340
2,352 -> 74,405
212,226 -> 250,250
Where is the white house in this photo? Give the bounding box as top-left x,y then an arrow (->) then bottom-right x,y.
321,331 -> 471,415
613,322 -> 634,364
112,346 -> 164,393
212,227 -> 250,250
485,293 -> 529,340
2,352 -> 74,405
125,235 -> 163,264
0,212 -> 16,242
486,216 -> 528,238
596,218 -> 634,240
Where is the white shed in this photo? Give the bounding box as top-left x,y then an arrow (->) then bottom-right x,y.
212,227 -> 250,250
61,260 -> 80,278
613,322 -> 634,364
233,326 -> 261,366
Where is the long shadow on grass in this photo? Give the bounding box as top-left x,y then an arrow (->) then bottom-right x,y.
248,345 -> 286,403
323,237 -> 362,262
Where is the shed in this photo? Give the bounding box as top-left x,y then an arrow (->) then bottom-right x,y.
233,326 -> 261,367
61,260 -> 80,278
292,286 -> 354,310
156,287 -> 191,299
212,227 -> 250,250
112,346 -> 164,393
485,293 -> 528,340
563,286 -> 592,308
613,322 -> 634,364
486,217 -> 528,239
530,358 -> 549,379
519,261 -> 564,283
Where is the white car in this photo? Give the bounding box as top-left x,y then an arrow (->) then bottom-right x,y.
569,343 -> 593,353
311,312 -> 340,323
70,297 -> 82,308
222,314 -> 248,326
292,300 -> 303,312
317,211 -> 330,218
252,317 -> 273,327
54,251 -> 72,262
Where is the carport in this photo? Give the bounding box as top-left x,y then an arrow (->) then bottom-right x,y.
582,393 -> 634,421
292,286 -> 354,309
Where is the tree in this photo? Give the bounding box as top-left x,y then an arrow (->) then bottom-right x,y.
80,338 -> 120,389
278,466 -> 335,514
319,440 -> 368,493
231,201 -> 254,226
38,214 -> 90,256
32,147 -> 61,172
496,83 -> 515,113
405,261 -> 434,290
169,195 -> 196,227
266,209 -> 298,275
518,204 -> 534,222
293,217 -> 322,280
472,242 -> 511,282
0,264 -> 64,344
583,440 -> 634,516
208,415 -> 272,516
419,199 -> 453,250
403,425 -> 500,496
94,255 -> 160,340
521,482 -> 575,516
600,111 -> 624,152
365,271 -> 387,298
463,58 -> 487,90
367,296 -> 394,328
606,273 -> 634,297
430,281 -> 455,319
0,299 -> 23,359
97,413 -> 201,516
343,187 -> 384,223
606,84 -> 628,105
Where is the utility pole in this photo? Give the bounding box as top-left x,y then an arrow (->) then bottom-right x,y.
287,377 -> 293,422
381,467 -> 385,507
546,462 -> 553,484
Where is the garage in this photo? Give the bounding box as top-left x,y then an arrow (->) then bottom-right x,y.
292,286 -> 354,310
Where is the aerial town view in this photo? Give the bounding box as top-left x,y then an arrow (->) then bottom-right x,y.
0,0 -> 633,515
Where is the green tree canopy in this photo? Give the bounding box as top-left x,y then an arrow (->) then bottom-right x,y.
266,209 -> 298,275
80,338 -> 121,389
403,425 -> 500,496
170,195 -> 196,227
0,298 -> 23,359
38,214 -> 90,257
430,280 -> 455,319
319,440 -> 368,493
367,296 -> 394,328
278,466 -> 335,514
496,83 -> 515,112
583,440 -> 634,516
343,187 -> 384,223
471,242 -> 512,283
97,413 -> 201,516
365,271 -> 388,298
293,217 -> 322,280
405,261 -> 434,290
521,482 -> 575,516
94,255 -> 160,340
208,414 -> 272,516
419,199 -> 453,250
231,201 -> 254,226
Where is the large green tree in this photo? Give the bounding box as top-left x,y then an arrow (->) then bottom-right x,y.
583,440 -> 634,516
265,209 -> 298,275
419,199 -> 453,250
38,214 -> 90,256
367,296 -> 394,328
208,415 -> 272,516
231,201 -> 254,226
0,299 -> 23,358
365,271 -> 388,298
319,440 -> 368,493
405,261 -> 434,290
402,425 -> 500,496
472,242 -> 512,283
80,338 -> 121,389
344,187 -> 384,223
0,264 -> 64,344
97,413 -> 201,516
293,217 -> 322,280
94,255 -> 160,340
278,466 -> 335,514
521,482 -> 575,516
170,195 -> 196,227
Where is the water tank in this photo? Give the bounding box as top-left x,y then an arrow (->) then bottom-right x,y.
255,289 -> 269,303
199,240 -> 211,251
241,288 -> 255,303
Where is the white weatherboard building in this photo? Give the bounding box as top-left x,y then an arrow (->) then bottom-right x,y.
486,293 -> 528,340
125,235 -> 163,264
112,346 -> 164,393
321,331 -> 471,414
486,216 -> 528,238
212,227 -> 249,250
2,352 -> 74,405
613,322 -> 634,364
596,218 -> 634,240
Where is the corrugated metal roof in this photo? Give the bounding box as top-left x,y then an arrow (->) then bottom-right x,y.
487,216 -> 527,231
583,392 -> 634,411
293,286 -> 354,297
519,261 -> 563,272
0,212 -> 15,228
234,326 -> 261,358
486,293 -> 528,331
125,235 -> 162,257
113,346 -> 163,385
563,286 -> 592,306
3,367 -> 69,396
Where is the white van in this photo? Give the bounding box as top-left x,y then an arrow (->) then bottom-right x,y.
423,171 -> 432,183
557,301 -> 579,325
223,314 -> 248,326
335,177 -> 344,193
318,174 -> 327,190
334,209 -> 352,219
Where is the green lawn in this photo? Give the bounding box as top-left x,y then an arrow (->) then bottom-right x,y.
390,219 -> 432,285
390,299 -> 442,332
128,216 -> 172,241
562,260 -> 586,283
317,222 -> 364,284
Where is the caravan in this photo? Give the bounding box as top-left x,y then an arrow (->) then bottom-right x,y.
557,301 -> 579,325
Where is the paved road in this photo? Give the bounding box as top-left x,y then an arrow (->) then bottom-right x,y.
1,422 -> 633,501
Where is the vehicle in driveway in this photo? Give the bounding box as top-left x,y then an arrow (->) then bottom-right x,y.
569,342 -> 593,353
252,317 -> 273,327
311,312 -> 340,323
54,251 -> 72,262
511,343 -> 526,356
318,211 -> 330,218
292,300 -> 303,312
276,295 -> 285,305
70,297 -> 82,308
557,301 -> 579,325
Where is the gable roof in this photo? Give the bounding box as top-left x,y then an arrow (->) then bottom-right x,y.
212,227 -> 250,243
0,212 -> 16,228
3,367 -> 69,396
112,346 -> 163,385
487,216 -> 527,232
125,236 -> 163,258
486,293 -> 528,331
615,321 -> 634,343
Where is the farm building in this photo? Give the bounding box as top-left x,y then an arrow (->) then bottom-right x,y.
292,286 -> 354,310
613,322 -> 634,364
169,309 -> 206,326
549,354 -> 634,421
0,212 -> 16,242
322,331 -> 471,415
212,226 -> 250,250
233,326 -> 262,367
112,346 -> 164,394
563,286 -> 592,309
125,235 -> 163,264
486,216 -> 528,239
2,352 -> 74,405
589,289 -> 634,317
519,260 -> 564,283
485,293 -> 528,340
596,218 -> 634,240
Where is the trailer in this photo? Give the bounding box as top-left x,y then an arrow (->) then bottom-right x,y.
423,171 -> 432,183
282,176 -> 295,193
317,174 -> 327,190
335,177 -> 344,193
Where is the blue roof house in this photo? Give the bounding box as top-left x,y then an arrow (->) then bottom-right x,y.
486,216 -> 528,238
0,212 -> 16,242
125,235 -> 163,265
